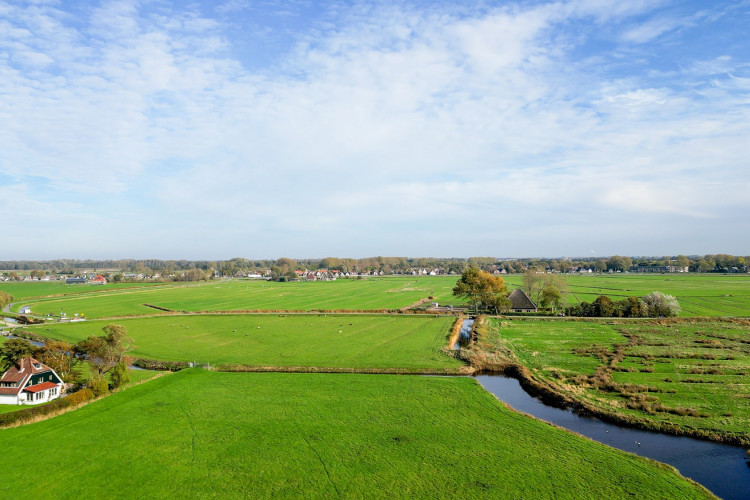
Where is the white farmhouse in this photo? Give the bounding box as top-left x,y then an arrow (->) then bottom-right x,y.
0,357 -> 64,405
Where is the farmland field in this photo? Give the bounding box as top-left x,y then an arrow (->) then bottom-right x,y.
0,280 -> 172,301
11,277 -> 461,318
502,273 -> 750,317
0,369 -> 711,499
9,273 -> 750,319
478,318 -> 750,443
29,314 -> 464,372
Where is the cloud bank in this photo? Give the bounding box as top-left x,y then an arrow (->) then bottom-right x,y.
1,0 -> 748,258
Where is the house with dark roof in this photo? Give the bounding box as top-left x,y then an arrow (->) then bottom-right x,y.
508,289 -> 538,313
0,357 -> 63,405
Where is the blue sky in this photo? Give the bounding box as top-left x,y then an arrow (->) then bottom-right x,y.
1,0 -> 749,260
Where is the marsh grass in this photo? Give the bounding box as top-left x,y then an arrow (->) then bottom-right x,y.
473,318 -> 750,445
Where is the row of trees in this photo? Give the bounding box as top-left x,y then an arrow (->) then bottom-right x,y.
2,254 -> 747,279
565,292 -> 680,318
0,324 -> 133,394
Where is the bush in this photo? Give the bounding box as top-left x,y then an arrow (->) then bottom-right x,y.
66,388 -> 95,405
0,388 -> 95,427
642,291 -> 680,317
110,361 -> 130,388
131,358 -> 190,371
88,374 -> 109,397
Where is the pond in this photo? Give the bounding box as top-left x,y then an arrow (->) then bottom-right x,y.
474,374 -> 749,500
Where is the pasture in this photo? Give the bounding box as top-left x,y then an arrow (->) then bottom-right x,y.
0,369 -> 712,499
482,318 -> 750,443
12,277 -> 461,318
502,273 -> 750,317
8,274 -> 750,320
0,280 -> 171,301
29,314 -> 464,372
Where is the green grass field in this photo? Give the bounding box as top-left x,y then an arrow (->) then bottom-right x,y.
12,277 -> 462,318
29,314 -> 464,372
0,280 -> 172,301
481,318 -> 750,443
502,273 -> 750,317
10,274 -> 750,319
0,369 -> 711,499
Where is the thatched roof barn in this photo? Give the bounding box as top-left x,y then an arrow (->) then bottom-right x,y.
508,289 -> 538,313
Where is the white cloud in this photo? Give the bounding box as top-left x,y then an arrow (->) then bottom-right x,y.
1,0 -> 749,258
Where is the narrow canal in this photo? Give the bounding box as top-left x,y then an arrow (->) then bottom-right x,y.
475,373 -> 750,500
453,318 -> 474,349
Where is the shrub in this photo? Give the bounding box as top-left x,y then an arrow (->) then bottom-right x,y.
0,388 -> 95,427
66,388 -> 95,406
642,291 -> 680,317
88,374 -> 109,397
110,361 -> 130,389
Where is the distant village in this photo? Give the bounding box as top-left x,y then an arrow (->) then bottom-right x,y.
0,253 -> 747,283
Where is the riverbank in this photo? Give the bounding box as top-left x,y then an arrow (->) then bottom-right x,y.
460,317 -> 750,446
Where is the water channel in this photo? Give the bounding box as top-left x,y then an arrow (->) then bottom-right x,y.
474,373 -> 750,500
453,318 -> 474,349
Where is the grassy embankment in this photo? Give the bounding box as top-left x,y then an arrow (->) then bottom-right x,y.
501,273 -> 750,317
0,369 -> 713,499
11,277 -> 462,318
464,317 -> 750,445
27,314 -> 466,373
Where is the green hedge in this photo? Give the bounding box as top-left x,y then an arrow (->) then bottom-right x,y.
130,358 -> 190,371
0,388 -> 94,427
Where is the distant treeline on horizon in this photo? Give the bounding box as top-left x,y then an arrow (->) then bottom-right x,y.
0,254 -> 746,276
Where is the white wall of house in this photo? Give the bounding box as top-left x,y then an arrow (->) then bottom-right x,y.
0,394 -> 20,405
0,387 -> 62,405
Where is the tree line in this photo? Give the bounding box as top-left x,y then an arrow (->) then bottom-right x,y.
1,253 -> 747,278
564,292 -> 680,318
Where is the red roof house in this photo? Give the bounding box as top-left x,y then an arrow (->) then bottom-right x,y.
0,357 -> 64,405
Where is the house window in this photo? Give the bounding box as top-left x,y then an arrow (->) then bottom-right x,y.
49,387 -> 57,397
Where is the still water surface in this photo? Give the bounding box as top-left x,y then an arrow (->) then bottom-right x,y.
475,374 -> 750,500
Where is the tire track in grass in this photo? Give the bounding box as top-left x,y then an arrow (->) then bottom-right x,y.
176,395 -> 197,496
286,408 -> 342,498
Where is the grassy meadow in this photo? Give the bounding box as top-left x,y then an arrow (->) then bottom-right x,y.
480,318 -> 750,443
502,273 -> 750,317
8,273 -> 750,319
0,280 -> 171,301
0,369 -> 712,499
28,314 -> 464,372
11,277 -> 461,318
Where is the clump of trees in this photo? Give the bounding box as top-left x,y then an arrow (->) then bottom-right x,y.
173,268 -> 207,282
0,337 -> 37,371
642,291 -> 681,317
0,324 -> 134,396
522,269 -> 567,312
452,267 -> 510,314
0,291 -> 12,308
73,323 -> 134,394
269,258 -> 298,282
565,292 -> 680,318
